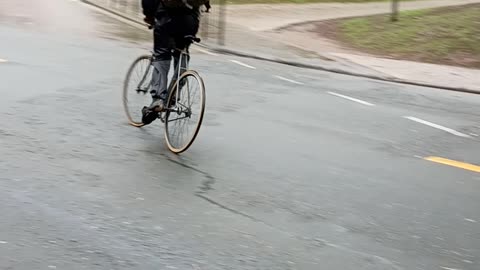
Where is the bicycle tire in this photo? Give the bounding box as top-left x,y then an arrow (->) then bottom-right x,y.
164,70 -> 206,154
123,55 -> 153,127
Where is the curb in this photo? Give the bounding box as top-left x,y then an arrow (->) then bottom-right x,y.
201,44 -> 480,95
80,0 -> 480,95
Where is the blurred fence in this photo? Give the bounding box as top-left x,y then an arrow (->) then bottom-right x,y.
199,0 -> 227,45
82,0 -> 227,45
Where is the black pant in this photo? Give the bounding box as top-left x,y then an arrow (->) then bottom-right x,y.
150,10 -> 199,99
153,11 -> 199,60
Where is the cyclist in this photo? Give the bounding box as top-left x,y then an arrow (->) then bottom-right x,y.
141,0 -> 203,125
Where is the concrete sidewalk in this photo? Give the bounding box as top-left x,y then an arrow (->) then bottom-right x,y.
218,0 -> 480,93
226,0 -> 480,31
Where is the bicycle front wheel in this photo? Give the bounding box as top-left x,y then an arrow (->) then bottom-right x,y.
164,70 -> 206,154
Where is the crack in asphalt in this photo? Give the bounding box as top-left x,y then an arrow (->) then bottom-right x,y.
159,153 -> 217,194
158,154 -> 273,225
159,154 -> 405,269
197,175 -> 215,194
195,194 -> 261,223
159,154 -> 265,224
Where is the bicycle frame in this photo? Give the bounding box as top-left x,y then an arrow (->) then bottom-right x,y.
136,47 -> 190,94
123,38 -> 205,153
159,47 -> 192,122
175,48 -> 190,83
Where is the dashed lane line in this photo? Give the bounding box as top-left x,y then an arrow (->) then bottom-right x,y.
327,91 -> 374,106
404,116 -> 471,138
229,60 -> 256,69
195,48 -> 218,56
274,75 -> 304,85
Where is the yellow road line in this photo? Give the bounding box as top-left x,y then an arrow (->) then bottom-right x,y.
425,156 -> 480,173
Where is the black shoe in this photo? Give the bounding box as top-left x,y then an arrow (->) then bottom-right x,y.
141,99 -> 165,125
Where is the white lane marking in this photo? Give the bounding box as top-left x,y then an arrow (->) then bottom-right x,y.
404,117 -> 471,138
464,218 -> 477,223
230,60 -> 256,69
274,75 -> 304,85
0,59 -> 7,63
0,241 -> 7,244
327,91 -> 374,106
195,48 -> 218,56
440,267 -> 461,270
469,133 -> 479,137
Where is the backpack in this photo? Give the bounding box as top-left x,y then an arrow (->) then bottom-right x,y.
162,0 -> 209,9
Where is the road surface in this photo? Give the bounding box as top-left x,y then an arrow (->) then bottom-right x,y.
0,0 -> 479,269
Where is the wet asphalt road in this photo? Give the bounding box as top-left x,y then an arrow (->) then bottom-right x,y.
1,0 -> 480,269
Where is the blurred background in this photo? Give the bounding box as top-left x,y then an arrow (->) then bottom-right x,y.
1,0 -> 479,269
84,0 -> 480,68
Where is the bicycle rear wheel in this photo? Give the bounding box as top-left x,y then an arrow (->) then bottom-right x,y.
123,55 -> 153,127
164,70 -> 206,153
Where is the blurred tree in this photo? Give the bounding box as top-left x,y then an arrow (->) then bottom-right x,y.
391,0 -> 399,21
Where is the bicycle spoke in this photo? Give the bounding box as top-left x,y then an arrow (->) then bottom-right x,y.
177,102 -> 189,110
167,116 -> 190,122
164,70 -> 205,153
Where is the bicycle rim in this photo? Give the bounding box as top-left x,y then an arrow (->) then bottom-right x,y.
123,55 -> 152,127
164,70 -> 206,153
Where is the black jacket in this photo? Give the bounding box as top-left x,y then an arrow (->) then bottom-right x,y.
142,0 -> 160,18
142,0 -> 201,19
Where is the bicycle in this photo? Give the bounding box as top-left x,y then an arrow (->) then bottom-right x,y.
123,36 -> 206,154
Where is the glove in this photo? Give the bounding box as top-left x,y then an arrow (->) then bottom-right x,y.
144,16 -> 155,28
